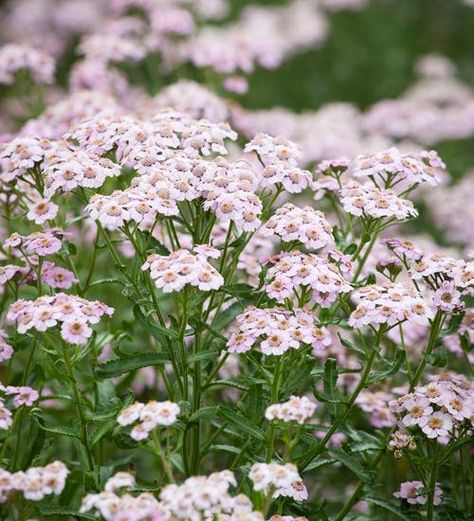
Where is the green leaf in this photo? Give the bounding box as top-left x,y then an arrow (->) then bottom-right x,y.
91,417 -> 119,447
133,305 -> 178,340
218,406 -> 266,441
30,408 -> 81,440
367,349 -> 405,385
343,243 -> 358,255
423,346 -> 448,368
327,449 -> 374,483
364,496 -> 413,521
212,302 -> 243,332
94,352 -> 169,379
189,406 -> 221,422
440,312 -> 465,337
141,231 -> 170,256
39,507 -> 96,520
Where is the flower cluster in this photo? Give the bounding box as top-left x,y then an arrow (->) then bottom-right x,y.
352,147 -> 444,188
160,470 -> 263,520
81,472 -> 163,521
0,384 -> 39,430
4,229 -> 65,258
0,461 -> 68,503
340,181 -> 418,221
389,373 -> 474,440
245,133 -> 313,193
266,251 -> 352,306
227,306 -> 332,356
349,282 -> 433,329
0,43 -> 55,85
394,481 -> 442,506
142,248 -> 224,293
7,293 -> 113,344
356,389 -> 394,428
117,400 -> 180,441
0,329 -> 13,362
265,396 -> 317,424
388,430 -> 417,458
263,203 -> 334,250
249,463 -> 306,500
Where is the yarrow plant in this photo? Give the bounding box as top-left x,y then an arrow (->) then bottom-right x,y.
0,2 -> 472,520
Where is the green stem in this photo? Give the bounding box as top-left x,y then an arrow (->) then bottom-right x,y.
300,342 -> 378,471
61,342 -> 94,472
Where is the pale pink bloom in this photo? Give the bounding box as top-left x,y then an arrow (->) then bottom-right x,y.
26,200 -> 59,225
41,264 -> 77,289
104,472 -> 136,493
265,396 -> 316,424
419,411 -> 453,438
5,386 -> 39,407
223,75 -> 249,94
433,281 -> 462,312
394,480 -> 442,506
401,396 -> 433,427
273,480 -> 308,501
117,402 -> 144,427
60,321 -> 93,345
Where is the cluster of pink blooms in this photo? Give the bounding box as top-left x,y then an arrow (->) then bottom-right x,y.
0,384 -> 39,431
349,282 -> 433,329
160,470 -> 264,520
365,56 -> 474,146
152,80 -> 230,123
351,147 -> 444,188
142,248 -> 224,293
265,396 -> 317,424
227,306 -> 332,356
4,229 -> 65,258
117,400 -> 180,441
0,329 -> 13,362
81,472 -> 163,521
409,252 -> 473,292
394,481 -> 442,506
7,293 -> 114,345
0,43 -> 55,85
262,203 -> 334,250
388,430 -> 417,458
0,259 -> 76,291
249,463 -> 307,501
182,0 -> 328,78
355,389 -> 394,428
266,251 -> 352,307
340,181 -> 418,221
389,373 -> 474,440
0,461 -> 69,503
245,133 -> 312,193
427,171 -> 474,251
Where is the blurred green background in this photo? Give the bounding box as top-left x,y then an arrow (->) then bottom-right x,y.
232,0 -> 474,178
238,0 -> 474,110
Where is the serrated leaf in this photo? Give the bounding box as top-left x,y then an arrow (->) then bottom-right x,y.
364,496 -> 413,521
94,352 -> 169,379
212,302 -> 243,332
219,407 -> 266,441
367,349 -> 405,385
189,406 -> 220,422
133,305 -> 178,340
30,408 -> 81,440
40,507 -> 96,520
328,449 -> 373,483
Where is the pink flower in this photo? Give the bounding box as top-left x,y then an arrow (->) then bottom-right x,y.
41,264 -> 77,289
419,411 -> 453,439
394,481 -> 442,506
26,199 -> 59,225
60,321 -> 93,345
5,386 -> 39,407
